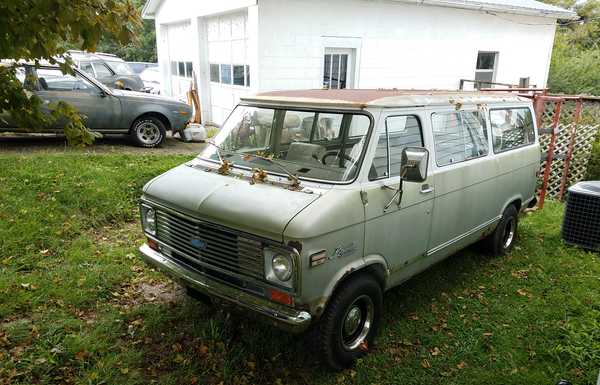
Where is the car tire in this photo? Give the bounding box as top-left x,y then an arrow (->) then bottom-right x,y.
314,274 -> 383,370
485,204 -> 519,256
130,116 -> 166,148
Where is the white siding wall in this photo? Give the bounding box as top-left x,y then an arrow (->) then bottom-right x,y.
257,0 -> 557,91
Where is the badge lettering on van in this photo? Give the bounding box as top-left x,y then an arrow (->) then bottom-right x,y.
333,242 -> 357,259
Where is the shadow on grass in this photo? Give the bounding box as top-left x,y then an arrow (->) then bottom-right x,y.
128,242 -> 498,385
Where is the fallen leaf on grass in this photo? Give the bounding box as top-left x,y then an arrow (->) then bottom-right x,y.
483,332 -> 493,337
421,359 -> 431,368
430,347 -> 441,356
516,288 -> 532,298
457,361 -> 467,370
359,340 -> 369,352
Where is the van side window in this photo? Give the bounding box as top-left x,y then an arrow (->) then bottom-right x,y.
489,108 -> 535,152
369,115 -> 423,180
432,111 -> 488,167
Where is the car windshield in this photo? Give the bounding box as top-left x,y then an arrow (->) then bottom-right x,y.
199,106 -> 372,183
105,61 -> 134,75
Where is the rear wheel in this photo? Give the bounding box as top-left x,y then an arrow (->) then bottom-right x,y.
485,205 -> 519,256
130,116 -> 166,148
314,274 -> 382,370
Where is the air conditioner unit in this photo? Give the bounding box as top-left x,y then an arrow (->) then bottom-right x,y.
562,181 -> 600,251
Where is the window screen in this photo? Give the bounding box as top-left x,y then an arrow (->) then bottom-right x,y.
210,64 -> 220,82
369,115 -> 423,180
432,111 -> 489,167
233,65 -> 245,86
489,108 -> 535,153
185,62 -> 193,78
220,64 -> 232,84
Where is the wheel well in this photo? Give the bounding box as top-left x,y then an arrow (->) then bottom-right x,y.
509,199 -> 522,212
332,264 -> 387,298
131,112 -> 171,133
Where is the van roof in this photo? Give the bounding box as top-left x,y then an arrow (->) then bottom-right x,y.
241,89 -> 530,109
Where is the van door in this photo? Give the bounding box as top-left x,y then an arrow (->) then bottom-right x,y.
363,111 -> 435,286
427,106 -> 498,259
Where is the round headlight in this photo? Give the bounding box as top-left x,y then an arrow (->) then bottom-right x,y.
272,254 -> 293,282
143,207 -> 157,234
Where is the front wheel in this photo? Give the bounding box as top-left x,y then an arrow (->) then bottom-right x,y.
314,274 -> 382,370
130,116 -> 166,148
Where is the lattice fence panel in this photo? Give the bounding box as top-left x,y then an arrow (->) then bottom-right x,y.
538,99 -> 600,199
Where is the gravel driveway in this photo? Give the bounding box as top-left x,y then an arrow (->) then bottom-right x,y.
0,132 -> 207,155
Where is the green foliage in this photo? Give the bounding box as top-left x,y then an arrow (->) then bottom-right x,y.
1,152 -> 600,384
95,0 -> 157,63
0,0 -> 141,145
545,0 -> 600,95
585,132 -> 600,180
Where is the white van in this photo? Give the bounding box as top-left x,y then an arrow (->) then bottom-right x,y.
139,89 -> 539,369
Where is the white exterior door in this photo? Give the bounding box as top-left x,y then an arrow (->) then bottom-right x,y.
207,12 -> 252,125
323,48 -> 355,89
166,21 -> 193,99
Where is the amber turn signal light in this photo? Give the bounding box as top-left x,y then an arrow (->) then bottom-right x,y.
147,238 -> 159,251
269,289 -> 293,306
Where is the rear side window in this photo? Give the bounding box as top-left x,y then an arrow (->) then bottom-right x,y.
369,115 -> 423,180
489,108 -> 535,153
432,111 -> 489,167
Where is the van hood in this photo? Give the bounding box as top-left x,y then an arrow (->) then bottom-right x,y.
142,164 -> 323,241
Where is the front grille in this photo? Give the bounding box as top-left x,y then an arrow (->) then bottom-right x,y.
155,208 -> 265,280
562,182 -> 600,251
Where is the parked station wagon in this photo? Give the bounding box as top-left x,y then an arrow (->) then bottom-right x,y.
139,89 -> 539,368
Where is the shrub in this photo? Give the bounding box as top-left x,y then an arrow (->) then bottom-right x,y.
585,132 -> 600,180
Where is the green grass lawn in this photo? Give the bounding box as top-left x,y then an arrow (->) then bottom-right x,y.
1,153 -> 599,385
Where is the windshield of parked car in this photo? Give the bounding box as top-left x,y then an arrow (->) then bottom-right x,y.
199,106 -> 372,183
105,60 -> 134,75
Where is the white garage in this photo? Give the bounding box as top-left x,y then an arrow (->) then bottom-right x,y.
143,0 -> 576,125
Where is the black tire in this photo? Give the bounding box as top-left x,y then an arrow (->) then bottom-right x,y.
484,204 -> 519,256
314,274 -> 383,370
130,116 -> 166,148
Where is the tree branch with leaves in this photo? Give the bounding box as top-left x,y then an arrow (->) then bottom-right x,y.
0,0 -> 141,145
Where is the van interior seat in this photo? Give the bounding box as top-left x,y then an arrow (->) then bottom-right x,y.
285,142 -> 326,164
434,132 -> 466,165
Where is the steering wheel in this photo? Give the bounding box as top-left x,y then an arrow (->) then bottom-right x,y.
321,150 -> 357,167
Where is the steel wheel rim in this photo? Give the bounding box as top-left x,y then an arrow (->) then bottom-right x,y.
340,295 -> 374,351
502,218 -> 516,249
137,121 -> 160,145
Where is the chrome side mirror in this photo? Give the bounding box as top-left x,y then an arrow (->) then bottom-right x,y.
400,147 -> 429,183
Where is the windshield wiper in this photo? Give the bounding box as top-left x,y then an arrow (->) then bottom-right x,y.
243,153 -> 300,187
206,141 -> 300,187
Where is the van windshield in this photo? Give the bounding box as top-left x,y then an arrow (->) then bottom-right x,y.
199,106 -> 372,182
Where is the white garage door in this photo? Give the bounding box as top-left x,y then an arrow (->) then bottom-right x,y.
166,21 -> 193,98
207,12 -> 251,124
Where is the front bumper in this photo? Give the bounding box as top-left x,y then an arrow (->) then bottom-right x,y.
139,244 -> 312,333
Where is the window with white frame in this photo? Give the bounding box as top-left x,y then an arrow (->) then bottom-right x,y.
210,63 -> 250,87
323,48 -> 355,89
171,61 -> 193,78
475,52 -> 498,89
207,13 -> 250,88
